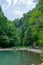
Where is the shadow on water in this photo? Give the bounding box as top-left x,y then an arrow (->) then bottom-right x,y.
0,50 -> 42,65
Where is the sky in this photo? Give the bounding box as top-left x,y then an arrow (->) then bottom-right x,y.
0,0 -> 37,21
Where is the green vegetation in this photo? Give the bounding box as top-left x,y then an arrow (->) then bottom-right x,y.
0,0 -> 43,49
0,6 -> 18,48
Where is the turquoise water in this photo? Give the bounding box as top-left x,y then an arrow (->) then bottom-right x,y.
0,50 -> 42,65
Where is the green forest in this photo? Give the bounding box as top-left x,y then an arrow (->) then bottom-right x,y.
0,0 -> 43,49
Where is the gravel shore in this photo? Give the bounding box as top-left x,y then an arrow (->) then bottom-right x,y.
0,47 -> 42,54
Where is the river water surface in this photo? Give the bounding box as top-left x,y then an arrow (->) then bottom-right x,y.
0,50 -> 42,65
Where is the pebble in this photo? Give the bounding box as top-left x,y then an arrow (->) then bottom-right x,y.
31,64 -> 35,65
39,63 -> 43,65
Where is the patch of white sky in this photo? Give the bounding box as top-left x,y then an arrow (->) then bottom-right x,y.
0,0 -> 37,21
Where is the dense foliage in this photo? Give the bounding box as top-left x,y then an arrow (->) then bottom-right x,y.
0,6 -> 19,48
13,0 -> 43,48
0,0 -> 43,48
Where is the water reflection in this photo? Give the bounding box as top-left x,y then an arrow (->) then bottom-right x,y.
0,50 -> 42,65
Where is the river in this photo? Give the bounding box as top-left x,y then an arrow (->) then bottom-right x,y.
0,50 -> 42,65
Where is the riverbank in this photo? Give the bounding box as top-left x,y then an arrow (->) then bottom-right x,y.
0,47 -> 43,54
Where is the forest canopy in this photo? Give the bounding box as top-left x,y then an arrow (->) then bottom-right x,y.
0,0 -> 43,48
